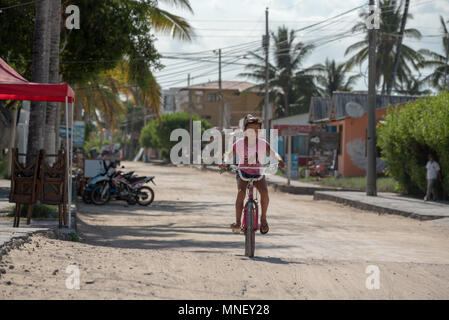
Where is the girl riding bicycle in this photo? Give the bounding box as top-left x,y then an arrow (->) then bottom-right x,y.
220,114 -> 285,235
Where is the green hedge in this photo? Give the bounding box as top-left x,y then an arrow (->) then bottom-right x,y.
139,112 -> 212,160
377,91 -> 449,197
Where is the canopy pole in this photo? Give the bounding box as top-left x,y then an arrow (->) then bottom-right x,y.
69,99 -> 74,229
65,96 -> 70,228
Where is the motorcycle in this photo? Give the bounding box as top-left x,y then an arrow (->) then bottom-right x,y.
299,161 -> 329,178
91,171 -> 156,206
82,160 -> 134,204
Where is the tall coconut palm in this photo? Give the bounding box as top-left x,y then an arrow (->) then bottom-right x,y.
387,0 -> 410,94
420,16 -> 449,91
149,0 -> 195,41
72,0 -> 190,134
76,56 -> 161,133
27,0 -> 51,164
239,26 -> 320,117
316,58 -> 360,97
345,0 -> 423,94
44,0 -> 61,159
394,74 -> 431,95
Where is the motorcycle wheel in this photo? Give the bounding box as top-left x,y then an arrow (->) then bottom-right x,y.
91,184 -> 111,205
82,191 -> 92,204
136,186 -> 155,206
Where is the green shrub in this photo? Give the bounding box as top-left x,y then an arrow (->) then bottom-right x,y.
70,232 -> 80,242
377,91 -> 449,197
139,112 -> 212,160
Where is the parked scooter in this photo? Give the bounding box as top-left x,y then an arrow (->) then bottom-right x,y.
90,172 -> 156,206
82,160 -> 133,204
299,161 -> 329,178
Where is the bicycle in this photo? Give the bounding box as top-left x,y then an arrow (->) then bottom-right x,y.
220,164 -> 278,258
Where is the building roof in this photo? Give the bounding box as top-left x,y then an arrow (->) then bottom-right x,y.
309,97 -> 332,123
271,112 -> 311,126
309,92 -> 418,123
183,81 -> 259,92
332,91 -> 418,120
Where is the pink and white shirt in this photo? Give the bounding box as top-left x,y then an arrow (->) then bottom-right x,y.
233,138 -> 270,175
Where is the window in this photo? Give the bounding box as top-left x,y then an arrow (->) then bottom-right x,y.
207,93 -> 217,102
292,135 -> 307,156
201,115 -> 211,120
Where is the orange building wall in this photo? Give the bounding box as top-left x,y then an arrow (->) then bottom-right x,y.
331,108 -> 389,177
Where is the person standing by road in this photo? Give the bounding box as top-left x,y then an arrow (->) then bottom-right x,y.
425,154 -> 441,201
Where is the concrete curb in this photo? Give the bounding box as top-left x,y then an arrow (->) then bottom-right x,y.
194,165 -> 347,195
268,182 -> 345,195
313,191 -> 443,221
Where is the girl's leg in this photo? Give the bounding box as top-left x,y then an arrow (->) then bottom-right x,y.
235,178 -> 248,225
255,178 -> 269,224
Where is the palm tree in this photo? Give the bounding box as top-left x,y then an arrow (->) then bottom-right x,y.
44,0 -> 61,159
75,57 -> 161,135
27,0 -> 51,164
420,16 -> 449,91
149,0 -> 195,41
72,0 -> 191,135
239,26 -> 320,117
387,0 -> 410,94
315,58 -> 360,97
345,0 -> 423,94
394,74 -> 431,95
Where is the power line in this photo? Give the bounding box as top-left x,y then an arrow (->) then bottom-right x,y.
0,1 -> 33,12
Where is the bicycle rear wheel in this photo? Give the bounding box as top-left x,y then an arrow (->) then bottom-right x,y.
245,202 -> 256,257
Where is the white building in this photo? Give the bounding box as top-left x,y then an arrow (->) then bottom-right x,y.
161,88 -> 189,114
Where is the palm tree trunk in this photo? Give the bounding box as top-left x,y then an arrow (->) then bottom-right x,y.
44,0 -> 62,160
387,0 -> 410,95
27,0 -> 51,164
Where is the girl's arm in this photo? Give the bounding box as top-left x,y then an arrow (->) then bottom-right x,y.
219,148 -> 236,168
266,144 -> 285,168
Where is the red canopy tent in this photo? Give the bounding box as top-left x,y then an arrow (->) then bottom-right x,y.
0,58 -> 74,102
0,58 -> 75,228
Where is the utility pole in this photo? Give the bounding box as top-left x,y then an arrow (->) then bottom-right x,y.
264,7 -> 270,137
218,49 -> 223,129
445,33 -> 449,90
188,73 -> 193,164
367,0 -> 377,196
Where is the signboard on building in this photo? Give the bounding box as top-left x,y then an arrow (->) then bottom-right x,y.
308,132 -> 338,166
59,121 -> 85,147
274,125 -> 316,136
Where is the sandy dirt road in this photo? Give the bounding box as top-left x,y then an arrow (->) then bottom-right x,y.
1,162 -> 449,299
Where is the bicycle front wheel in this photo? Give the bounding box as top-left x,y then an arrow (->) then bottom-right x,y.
245,202 -> 256,257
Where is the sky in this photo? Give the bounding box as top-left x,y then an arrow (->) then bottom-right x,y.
154,0 -> 449,91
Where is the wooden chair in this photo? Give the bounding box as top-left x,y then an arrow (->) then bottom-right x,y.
40,150 -> 67,228
9,149 -> 41,227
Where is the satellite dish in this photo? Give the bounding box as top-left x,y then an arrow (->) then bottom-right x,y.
345,102 -> 365,118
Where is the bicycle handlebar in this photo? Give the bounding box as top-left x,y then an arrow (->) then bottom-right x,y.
219,163 -> 279,181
